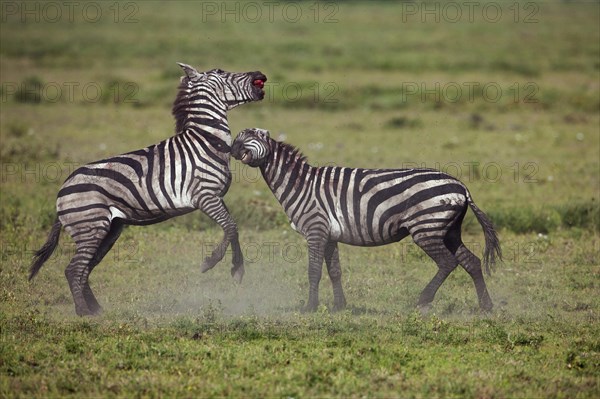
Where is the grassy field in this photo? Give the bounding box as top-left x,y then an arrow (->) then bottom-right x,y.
1,1 -> 599,397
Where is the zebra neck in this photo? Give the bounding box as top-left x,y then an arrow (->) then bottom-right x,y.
172,82 -> 229,134
184,124 -> 232,153
182,117 -> 232,147
261,141 -> 314,206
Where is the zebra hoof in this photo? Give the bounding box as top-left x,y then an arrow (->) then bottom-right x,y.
75,304 -> 96,317
480,301 -> 494,313
84,297 -> 103,315
231,266 -> 244,284
200,258 -> 217,273
302,301 -> 319,313
88,304 -> 103,316
417,303 -> 432,316
332,301 -> 347,312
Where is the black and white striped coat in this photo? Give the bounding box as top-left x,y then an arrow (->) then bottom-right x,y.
232,128 -> 501,312
29,64 -> 267,316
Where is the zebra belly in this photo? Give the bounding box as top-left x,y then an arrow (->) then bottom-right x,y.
121,208 -> 195,226
331,219 -> 410,247
337,227 -> 410,247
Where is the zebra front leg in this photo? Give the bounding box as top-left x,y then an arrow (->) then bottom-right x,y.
229,233 -> 244,283
198,197 -> 244,281
305,236 -> 327,312
324,242 -> 346,311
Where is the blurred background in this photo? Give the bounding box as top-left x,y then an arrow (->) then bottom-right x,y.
1,0 -> 598,234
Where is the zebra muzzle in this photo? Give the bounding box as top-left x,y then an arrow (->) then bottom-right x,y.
231,145 -> 250,164
252,73 -> 267,100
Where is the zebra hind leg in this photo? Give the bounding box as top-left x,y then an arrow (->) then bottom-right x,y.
455,244 -> 493,311
443,226 -> 493,312
324,242 -> 346,311
198,197 -> 244,281
413,237 -> 459,312
64,218 -> 112,316
81,219 -> 125,314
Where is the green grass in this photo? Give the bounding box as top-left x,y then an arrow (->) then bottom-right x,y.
1,229 -> 599,397
1,1 -> 599,397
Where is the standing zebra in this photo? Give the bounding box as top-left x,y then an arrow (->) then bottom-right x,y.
231,128 -> 501,312
29,64 -> 267,316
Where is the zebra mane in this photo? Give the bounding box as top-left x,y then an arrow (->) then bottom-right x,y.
172,78 -> 192,133
274,139 -> 308,163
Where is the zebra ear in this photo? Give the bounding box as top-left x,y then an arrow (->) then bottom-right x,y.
258,129 -> 270,139
177,62 -> 204,81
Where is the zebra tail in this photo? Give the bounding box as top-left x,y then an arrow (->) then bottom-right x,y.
466,193 -> 502,275
29,217 -> 62,281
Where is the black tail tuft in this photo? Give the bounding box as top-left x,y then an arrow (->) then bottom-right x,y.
29,218 -> 62,280
467,193 -> 502,275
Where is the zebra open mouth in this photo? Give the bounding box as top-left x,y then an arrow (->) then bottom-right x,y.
252,73 -> 267,99
240,151 -> 250,163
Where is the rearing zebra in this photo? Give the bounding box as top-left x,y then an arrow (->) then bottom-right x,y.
29,64 -> 267,316
231,128 -> 502,312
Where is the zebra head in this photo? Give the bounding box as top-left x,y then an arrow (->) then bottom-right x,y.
176,63 -> 267,110
231,128 -> 271,166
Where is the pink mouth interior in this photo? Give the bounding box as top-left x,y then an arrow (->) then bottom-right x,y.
253,79 -> 265,89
